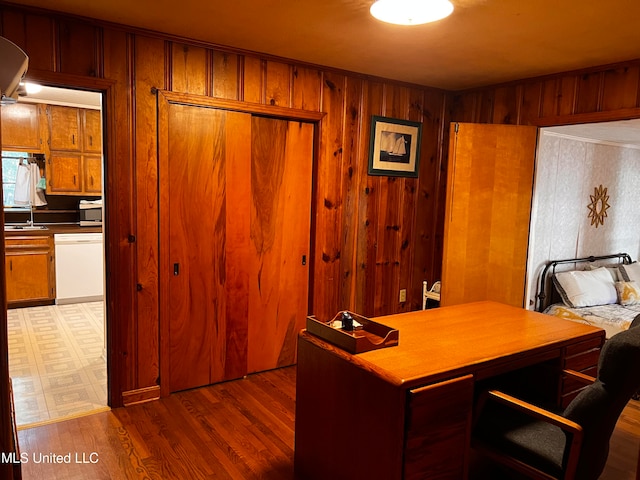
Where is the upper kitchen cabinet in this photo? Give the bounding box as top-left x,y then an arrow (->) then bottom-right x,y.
48,105 -> 81,151
1,103 -> 45,152
83,109 -> 102,153
46,105 -> 103,196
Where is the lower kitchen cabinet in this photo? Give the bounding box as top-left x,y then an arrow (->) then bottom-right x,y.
5,235 -> 55,306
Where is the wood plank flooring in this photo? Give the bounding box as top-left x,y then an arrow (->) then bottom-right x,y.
16,366 -> 640,479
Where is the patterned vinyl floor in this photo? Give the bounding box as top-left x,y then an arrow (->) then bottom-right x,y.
7,302 -> 108,427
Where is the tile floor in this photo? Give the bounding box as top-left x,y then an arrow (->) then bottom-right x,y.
7,302 -> 108,426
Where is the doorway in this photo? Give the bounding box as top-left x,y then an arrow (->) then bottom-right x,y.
526,118 -> 640,308
3,84 -> 108,426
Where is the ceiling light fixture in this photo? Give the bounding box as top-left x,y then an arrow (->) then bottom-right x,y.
370,0 -> 454,26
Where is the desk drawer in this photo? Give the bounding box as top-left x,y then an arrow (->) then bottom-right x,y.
564,348 -> 600,371
405,375 -> 473,480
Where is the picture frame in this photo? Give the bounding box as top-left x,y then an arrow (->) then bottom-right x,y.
368,115 -> 422,177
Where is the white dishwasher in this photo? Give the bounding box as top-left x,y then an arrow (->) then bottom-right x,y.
54,233 -> 105,304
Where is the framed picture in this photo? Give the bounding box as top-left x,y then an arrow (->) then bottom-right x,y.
368,115 -> 422,177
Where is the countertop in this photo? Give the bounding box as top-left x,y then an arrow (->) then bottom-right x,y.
4,224 -> 103,236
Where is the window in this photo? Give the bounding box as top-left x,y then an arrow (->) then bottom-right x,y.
2,151 -> 34,209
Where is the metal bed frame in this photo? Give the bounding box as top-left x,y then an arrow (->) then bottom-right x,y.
535,253 -> 632,312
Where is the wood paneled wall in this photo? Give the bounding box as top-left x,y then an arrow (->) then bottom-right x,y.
449,60 -> 640,126
0,3 -> 447,405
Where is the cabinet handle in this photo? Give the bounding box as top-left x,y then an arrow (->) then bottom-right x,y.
89,135 -> 93,146
90,176 -> 94,186
73,175 -> 76,185
9,260 -> 12,272
72,134 -> 75,145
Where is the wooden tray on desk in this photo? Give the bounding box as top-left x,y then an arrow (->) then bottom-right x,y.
306,311 -> 399,354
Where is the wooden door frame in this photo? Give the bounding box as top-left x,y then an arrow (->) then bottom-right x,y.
0,69 -> 121,408
157,91 -> 324,397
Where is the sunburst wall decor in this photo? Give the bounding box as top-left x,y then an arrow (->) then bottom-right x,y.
587,184 -> 610,228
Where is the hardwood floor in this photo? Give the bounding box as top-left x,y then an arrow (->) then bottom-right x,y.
16,365 -> 640,479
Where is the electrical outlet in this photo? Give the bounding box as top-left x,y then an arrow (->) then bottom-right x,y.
399,289 -> 407,303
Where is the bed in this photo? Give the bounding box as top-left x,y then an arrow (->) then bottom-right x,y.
536,253 -> 640,338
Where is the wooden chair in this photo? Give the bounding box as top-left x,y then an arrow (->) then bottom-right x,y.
472,326 -> 640,480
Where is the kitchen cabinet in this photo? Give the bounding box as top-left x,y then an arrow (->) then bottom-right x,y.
48,153 -> 102,195
46,105 -> 102,196
5,235 -> 55,306
83,109 -> 102,153
1,103 -> 43,152
48,105 -> 81,151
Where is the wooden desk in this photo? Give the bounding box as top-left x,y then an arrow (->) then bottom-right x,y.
294,301 -> 605,480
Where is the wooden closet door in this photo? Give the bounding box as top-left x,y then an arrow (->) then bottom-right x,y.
159,93 -> 314,393
248,117 -> 313,373
441,123 -> 538,308
165,104 -> 233,392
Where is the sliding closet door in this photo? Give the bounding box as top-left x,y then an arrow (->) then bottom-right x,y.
248,117 -> 313,373
159,93 -> 314,393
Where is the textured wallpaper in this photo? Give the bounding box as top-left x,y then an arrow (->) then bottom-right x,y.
526,132 -> 640,309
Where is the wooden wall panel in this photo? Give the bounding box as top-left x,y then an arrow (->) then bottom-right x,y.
313,72 -> 345,321
575,71 -> 603,114
265,60 -> 291,107
103,29 -> 136,397
292,66 -> 322,111
360,82 -> 384,317
57,19 -> 100,77
171,43 -> 208,96
601,64 -> 640,110
1,10 -> 55,72
133,36 -> 165,390
212,51 -> 239,100
243,55 -> 263,103
412,89 -> 447,308
492,86 -> 519,124
518,81 -> 542,125
339,77 -> 364,311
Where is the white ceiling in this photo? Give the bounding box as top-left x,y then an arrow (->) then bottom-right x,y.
545,119 -> 640,148
8,0 -> 640,90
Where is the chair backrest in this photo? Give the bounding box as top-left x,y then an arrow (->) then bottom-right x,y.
562,326 -> 640,480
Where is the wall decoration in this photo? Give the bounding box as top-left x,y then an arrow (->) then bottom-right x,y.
368,116 -> 422,177
587,184 -> 610,228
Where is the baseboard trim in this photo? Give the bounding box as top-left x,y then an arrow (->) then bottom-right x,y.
122,386 -> 161,406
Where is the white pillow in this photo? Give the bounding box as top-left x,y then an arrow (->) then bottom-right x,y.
620,262 -> 640,283
553,267 -> 617,308
584,264 -> 621,282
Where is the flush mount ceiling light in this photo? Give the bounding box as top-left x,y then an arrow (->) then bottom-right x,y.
370,0 -> 454,25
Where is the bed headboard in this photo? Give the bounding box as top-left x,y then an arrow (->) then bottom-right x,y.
535,253 -> 632,312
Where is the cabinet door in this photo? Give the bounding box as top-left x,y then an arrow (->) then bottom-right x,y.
48,153 -> 82,194
1,103 -> 41,151
83,155 -> 102,193
48,105 -> 81,151
83,109 -> 102,153
5,236 -> 54,304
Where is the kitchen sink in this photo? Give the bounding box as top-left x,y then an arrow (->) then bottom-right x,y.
4,225 -> 49,231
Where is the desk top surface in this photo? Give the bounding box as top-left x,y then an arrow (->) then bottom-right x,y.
300,301 -> 605,387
